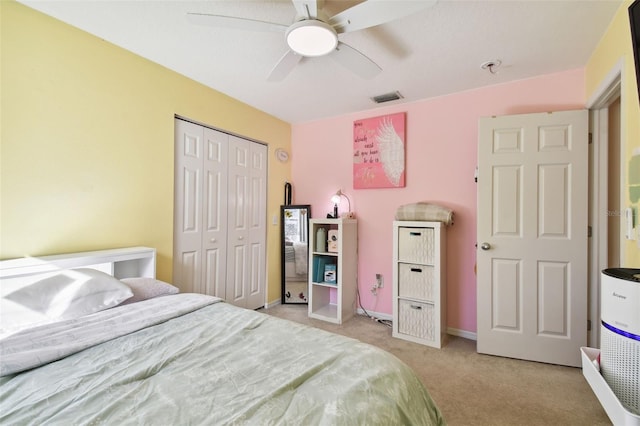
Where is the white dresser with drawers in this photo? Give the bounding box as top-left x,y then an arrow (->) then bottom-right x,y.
392,221 -> 447,348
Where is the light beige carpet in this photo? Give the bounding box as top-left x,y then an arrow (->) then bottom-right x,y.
262,304 -> 611,426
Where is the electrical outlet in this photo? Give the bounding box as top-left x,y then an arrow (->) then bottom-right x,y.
370,274 -> 384,296
376,273 -> 383,288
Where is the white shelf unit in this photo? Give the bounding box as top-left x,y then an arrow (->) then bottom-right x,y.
0,247 -> 156,279
308,218 -> 357,324
392,221 -> 447,348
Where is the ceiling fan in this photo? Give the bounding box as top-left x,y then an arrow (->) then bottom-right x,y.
187,0 -> 437,81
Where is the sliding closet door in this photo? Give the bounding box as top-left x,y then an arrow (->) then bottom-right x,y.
174,118 -> 266,309
247,140 -> 267,309
202,127 -> 229,297
174,119 -> 204,293
226,136 -> 267,310
174,119 -> 228,296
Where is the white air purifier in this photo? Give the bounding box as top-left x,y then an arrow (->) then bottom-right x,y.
600,268 -> 640,416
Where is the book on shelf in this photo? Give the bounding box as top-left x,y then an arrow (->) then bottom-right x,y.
312,256 -> 337,284
313,256 -> 327,283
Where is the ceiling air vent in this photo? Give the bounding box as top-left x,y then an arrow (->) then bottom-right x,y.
371,91 -> 403,104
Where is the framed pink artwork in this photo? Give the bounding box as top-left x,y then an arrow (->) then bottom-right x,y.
353,112 -> 406,189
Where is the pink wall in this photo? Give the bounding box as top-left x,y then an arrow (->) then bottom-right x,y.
291,69 -> 585,334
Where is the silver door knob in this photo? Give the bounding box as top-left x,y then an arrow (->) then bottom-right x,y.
210,238 -> 216,243
480,242 -> 491,250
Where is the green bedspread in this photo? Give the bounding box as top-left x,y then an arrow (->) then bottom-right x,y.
0,294 -> 444,425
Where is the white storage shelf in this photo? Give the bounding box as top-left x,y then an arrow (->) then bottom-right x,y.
308,219 -> 357,325
392,221 -> 447,349
0,247 -> 156,279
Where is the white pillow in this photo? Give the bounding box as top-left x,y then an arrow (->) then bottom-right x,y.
119,277 -> 179,305
0,268 -> 133,331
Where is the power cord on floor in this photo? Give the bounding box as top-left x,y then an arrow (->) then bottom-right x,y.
356,287 -> 392,328
356,286 -> 372,319
376,318 -> 392,328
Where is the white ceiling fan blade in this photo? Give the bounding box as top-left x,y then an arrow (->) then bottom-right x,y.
328,0 -> 437,34
291,0 -> 322,19
267,50 -> 302,82
330,42 -> 381,79
187,13 -> 287,32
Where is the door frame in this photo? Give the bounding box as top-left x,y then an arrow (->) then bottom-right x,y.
586,59 -> 624,348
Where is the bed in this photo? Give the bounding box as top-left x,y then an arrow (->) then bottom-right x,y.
0,248 -> 444,425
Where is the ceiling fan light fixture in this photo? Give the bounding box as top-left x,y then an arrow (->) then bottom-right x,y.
286,20 -> 338,57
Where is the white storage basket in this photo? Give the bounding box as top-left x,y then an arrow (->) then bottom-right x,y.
397,227 -> 434,264
398,263 -> 434,301
397,299 -> 435,342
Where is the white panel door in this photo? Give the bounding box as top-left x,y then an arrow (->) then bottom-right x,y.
174,119 -> 205,293
247,142 -> 267,310
174,120 -> 228,297
175,119 -> 266,309
226,136 -> 267,310
477,110 -> 588,367
226,136 -> 250,307
202,127 -> 228,298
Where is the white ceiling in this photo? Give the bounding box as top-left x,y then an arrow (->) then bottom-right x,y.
19,0 -> 622,124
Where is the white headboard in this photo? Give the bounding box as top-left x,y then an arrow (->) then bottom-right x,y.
0,247 -> 156,280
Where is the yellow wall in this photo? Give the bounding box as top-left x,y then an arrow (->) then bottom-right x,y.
0,1 -> 291,304
586,0 -> 640,266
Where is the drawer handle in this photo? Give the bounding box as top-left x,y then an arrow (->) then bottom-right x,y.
410,268 -> 422,273
409,305 -> 422,310
409,232 -> 422,236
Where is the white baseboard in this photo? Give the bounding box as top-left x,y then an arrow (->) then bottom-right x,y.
447,327 -> 477,341
356,308 -> 392,321
357,310 -> 477,341
277,302 -> 477,341
264,299 -> 281,309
